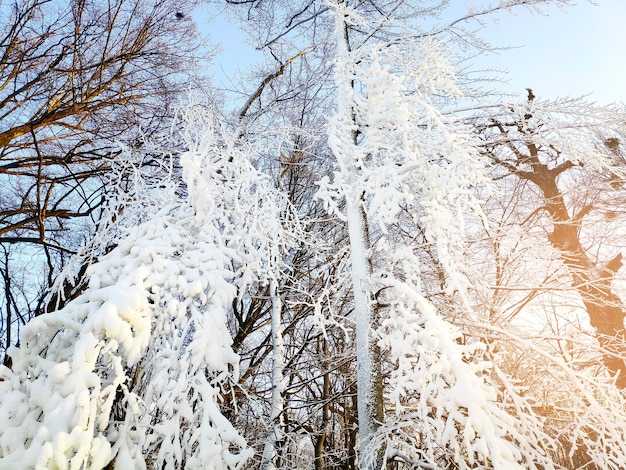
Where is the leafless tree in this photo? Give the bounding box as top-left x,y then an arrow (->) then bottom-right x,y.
0,0 -> 207,362
475,93 -> 626,390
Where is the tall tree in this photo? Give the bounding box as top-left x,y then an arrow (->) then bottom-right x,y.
476,94 -> 626,388
319,2 -> 534,467
0,99 -> 296,469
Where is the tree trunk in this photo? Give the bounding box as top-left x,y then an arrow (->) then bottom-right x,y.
522,161 -> 626,388
261,278 -> 286,469
345,191 -> 385,468
314,337 -> 330,470
331,4 -> 385,466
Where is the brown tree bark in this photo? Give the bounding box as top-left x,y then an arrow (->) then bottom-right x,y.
482,114 -> 626,388
525,159 -> 626,388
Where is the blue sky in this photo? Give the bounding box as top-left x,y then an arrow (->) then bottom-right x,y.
471,1 -> 626,104
200,1 -> 626,105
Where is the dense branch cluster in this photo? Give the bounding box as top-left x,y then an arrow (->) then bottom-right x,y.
1,1 -> 626,469
0,0 -> 202,341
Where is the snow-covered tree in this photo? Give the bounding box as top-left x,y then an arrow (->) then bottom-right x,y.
0,0 -> 207,362
468,94 -> 626,468
316,2 -> 540,468
0,100 -> 293,469
5,0 -> 626,468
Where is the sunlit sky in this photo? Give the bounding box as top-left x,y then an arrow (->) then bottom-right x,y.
201,1 -> 626,106
469,1 -> 626,105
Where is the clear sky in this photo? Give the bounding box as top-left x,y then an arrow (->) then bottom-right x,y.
202,1 -> 626,106
469,1 -> 626,105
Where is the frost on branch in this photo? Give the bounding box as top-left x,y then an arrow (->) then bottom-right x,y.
0,103 -> 295,469
319,24 -> 543,468
376,265 -> 547,469
318,42 -> 489,293
0,207 -> 250,469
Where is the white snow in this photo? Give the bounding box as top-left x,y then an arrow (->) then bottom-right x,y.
0,100 -> 297,469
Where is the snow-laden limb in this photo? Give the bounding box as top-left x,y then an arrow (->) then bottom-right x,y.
0,101 -> 292,469
177,100 -> 293,292
0,205 -> 250,469
475,96 -> 626,177
318,40 -> 490,298
376,273 -> 536,469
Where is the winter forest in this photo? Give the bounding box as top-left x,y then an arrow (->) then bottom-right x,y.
1,0 -> 626,468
